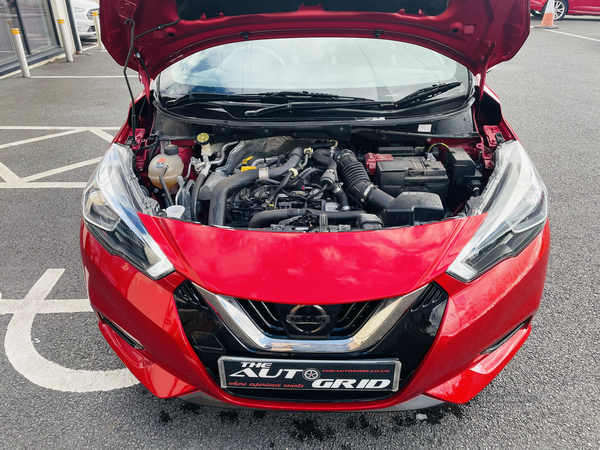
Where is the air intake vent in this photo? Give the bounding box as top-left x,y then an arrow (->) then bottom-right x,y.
410,283 -> 447,311
430,101 -> 463,115
174,281 -> 209,310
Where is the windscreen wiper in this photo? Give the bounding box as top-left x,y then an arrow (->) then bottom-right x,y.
163,93 -> 263,108
163,91 -> 370,108
244,82 -> 462,117
259,91 -> 369,101
390,82 -> 463,108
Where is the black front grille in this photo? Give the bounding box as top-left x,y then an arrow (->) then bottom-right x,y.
331,301 -> 382,337
237,299 -> 285,336
174,281 -> 449,403
237,298 -> 382,339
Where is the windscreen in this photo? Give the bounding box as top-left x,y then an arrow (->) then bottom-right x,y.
158,37 -> 471,103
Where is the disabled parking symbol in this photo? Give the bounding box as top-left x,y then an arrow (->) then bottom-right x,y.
0,269 -> 138,392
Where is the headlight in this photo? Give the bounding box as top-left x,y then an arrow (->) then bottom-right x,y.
447,140 -> 547,282
72,6 -> 86,12
83,143 -> 175,280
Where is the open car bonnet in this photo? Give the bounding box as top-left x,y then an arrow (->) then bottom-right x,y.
101,0 -> 529,80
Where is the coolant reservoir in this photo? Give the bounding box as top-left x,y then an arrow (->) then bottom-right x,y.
148,144 -> 184,189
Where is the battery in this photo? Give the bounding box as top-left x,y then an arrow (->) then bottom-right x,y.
375,156 -> 449,204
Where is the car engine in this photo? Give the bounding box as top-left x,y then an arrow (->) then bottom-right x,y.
135,135 -> 488,232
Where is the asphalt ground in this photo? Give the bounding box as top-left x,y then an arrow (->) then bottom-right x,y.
0,16 -> 599,449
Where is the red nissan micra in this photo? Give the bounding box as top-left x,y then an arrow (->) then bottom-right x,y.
81,0 -> 550,411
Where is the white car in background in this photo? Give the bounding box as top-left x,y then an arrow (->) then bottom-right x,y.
71,0 -> 99,39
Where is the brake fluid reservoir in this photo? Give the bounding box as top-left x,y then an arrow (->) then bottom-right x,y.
148,144 -> 184,189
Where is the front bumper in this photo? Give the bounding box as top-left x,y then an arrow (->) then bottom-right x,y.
81,220 -> 550,411
74,12 -> 96,38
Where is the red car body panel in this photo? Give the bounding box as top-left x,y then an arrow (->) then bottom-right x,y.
81,219 -> 550,410
426,326 -> 531,403
140,214 -> 485,304
100,0 -> 530,78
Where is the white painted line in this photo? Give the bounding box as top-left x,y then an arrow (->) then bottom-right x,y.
0,182 -> 87,189
545,29 -> 600,43
30,75 -> 138,79
22,157 -> 101,182
1,269 -> 139,392
25,269 -> 63,301
0,299 -> 92,315
0,129 -> 85,150
87,127 -> 116,143
0,162 -> 23,186
0,126 -> 120,131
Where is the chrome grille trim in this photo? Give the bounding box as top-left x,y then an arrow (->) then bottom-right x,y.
193,283 -> 428,354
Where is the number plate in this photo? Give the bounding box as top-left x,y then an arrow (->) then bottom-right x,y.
218,357 -> 400,392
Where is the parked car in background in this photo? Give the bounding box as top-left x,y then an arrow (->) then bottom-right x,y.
531,0 -> 600,20
70,0 -> 98,39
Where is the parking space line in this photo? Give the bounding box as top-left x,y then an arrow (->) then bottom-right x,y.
87,127 -> 116,143
0,129 -> 85,150
0,162 -> 23,186
22,157 -> 101,182
0,299 -> 92,314
545,29 -> 600,43
0,182 -> 87,189
1,269 -> 139,392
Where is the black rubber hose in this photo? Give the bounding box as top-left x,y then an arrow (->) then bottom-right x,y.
337,151 -> 393,211
334,186 -> 350,211
248,209 -> 367,229
312,149 -> 337,190
190,172 -> 208,222
218,142 -> 248,175
312,149 -> 337,171
266,170 -> 293,205
159,167 -> 174,207
209,147 -> 304,226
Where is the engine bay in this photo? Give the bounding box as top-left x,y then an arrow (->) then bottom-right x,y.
130,125 -> 503,232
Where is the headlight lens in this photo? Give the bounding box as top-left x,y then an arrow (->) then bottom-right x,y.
447,140 -> 547,282
83,143 -> 175,280
72,6 -> 86,12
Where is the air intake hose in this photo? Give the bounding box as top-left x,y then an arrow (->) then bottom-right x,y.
337,151 -> 393,211
312,148 -> 338,190
208,147 -> 304,226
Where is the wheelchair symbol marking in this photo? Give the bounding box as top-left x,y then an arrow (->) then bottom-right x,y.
0,269 -> 138,392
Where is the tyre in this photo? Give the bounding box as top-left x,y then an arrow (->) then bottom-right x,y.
531,9 -> 542,17
549,0 -> 568,20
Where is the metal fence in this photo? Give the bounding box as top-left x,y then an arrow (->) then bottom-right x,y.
0,0 -> 58,67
